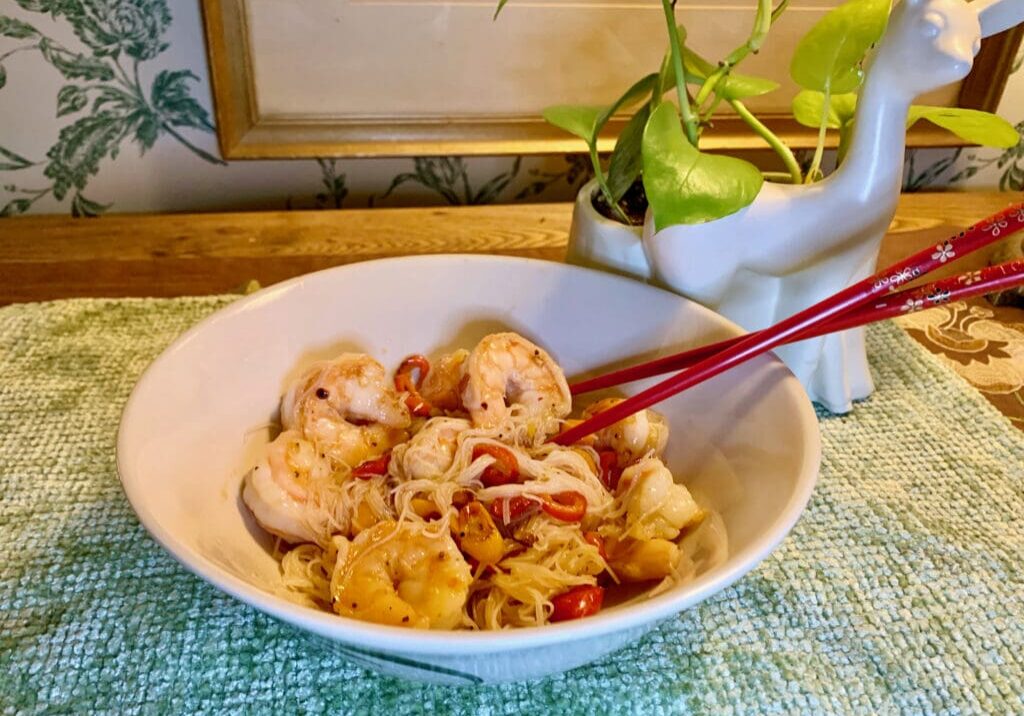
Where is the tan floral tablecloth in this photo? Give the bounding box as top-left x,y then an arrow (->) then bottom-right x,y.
897,300 -> 1024,430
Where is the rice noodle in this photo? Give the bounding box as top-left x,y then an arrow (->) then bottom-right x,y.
254,345 -> 729,630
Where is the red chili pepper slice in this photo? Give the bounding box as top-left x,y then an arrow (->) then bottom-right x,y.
394,355 -> 433,417
488,495 -> 539,525
541,491 -> 587,522
550,585 -> 604,622
583,531 -> 608,561
597,449 -> 622,492
352,451 -> 391,478
472,444 -> 520,487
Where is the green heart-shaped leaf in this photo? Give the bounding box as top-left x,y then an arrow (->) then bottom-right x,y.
659,47 -> 780,101
544,76 -> 657,154
642,102 -> 763,230
596,74 -> 657,136
683,49 -> 779,100
607,104 -> 650,202
716,73 -> 780,101
792,90 -> 858,129
790,0 -> 890,94
541,105 -> 604,145
907,106 -> 1019,148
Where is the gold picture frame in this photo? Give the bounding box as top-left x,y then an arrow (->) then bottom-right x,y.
200,0 -> 1023,160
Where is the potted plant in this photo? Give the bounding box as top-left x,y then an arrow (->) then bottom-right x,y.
496,0 -> 1021,412
498,0 -> 1016,275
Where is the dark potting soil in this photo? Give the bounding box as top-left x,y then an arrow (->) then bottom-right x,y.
592,180 -> 648,227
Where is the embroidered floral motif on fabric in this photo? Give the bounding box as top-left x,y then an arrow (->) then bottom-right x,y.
897,299 -> 1024,429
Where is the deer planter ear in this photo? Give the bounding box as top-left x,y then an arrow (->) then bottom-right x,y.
973,0 -> 1024,38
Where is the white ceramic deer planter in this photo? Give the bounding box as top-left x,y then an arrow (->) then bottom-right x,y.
629,0 -> 1024,413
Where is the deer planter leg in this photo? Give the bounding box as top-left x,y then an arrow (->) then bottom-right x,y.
817,329 -> 872,415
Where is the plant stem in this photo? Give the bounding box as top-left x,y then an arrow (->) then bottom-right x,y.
111,56 -> 145,104
730,99 -> 802,184
28,187 -> 52,210
109,56 -> 225,165
805,84 -> 830,183
113,57 -> 131,88
133,59 -> 143,96
459,161 -> 472,204
661,0 -> 699,146
770,0 -> 791,25
761,171 -> 797,183
589,144 -> 630,224
0,44 -> 40,63
160,122 -> 227,165
7,186 -> 54,213
651,52 -> 671,113
19,187 -> 52,200
694,0 -> 783,108
700,95 -> 725,123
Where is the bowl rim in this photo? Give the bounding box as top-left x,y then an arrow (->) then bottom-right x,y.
117,254 -> 821,656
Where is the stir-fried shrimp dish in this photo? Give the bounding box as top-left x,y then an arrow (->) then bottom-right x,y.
241,332 -> 727,630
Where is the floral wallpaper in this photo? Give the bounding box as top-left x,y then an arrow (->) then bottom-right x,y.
1,0 -> 1022,217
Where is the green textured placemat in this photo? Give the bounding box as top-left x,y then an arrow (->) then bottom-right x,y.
1,297 -> 1022,715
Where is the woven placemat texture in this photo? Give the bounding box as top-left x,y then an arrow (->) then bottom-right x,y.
1,297 -> 1022,715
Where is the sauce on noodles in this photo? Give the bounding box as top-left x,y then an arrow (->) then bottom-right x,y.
241,332 -> 727,629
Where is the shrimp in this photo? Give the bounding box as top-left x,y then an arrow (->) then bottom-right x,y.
619,458 -> 704,541
582,398 -> 669,468
281,354 -> 411,468
400,417 -> 471,481
461,332 -> 571,432
419,349 -> 469,413
330,521 -> 472,629
242,430 -> 342,545
606,537 -> 680,583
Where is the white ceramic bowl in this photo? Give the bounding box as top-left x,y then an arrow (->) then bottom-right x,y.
117,255 -> 820,685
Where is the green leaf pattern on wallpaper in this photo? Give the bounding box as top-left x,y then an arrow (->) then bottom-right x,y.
905,48 -> 1024,193
373,157 -> 524,207
514,154 -> 592,201
0,0 -> 222,216
314,159 -> 349,210
2,2 -> 1022,216
906,120 -> 1024,192
297,155 -> 585,210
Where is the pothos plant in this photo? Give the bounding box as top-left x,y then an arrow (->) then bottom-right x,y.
496,0 -> 1018,230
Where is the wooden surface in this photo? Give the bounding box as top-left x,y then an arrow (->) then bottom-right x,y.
0,204 -> 569,303
0,192 -> 1021,304
2,192 -> 1022,429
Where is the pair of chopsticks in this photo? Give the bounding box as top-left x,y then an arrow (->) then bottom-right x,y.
570,254 -> 1024,396
554,203 -> 1024,446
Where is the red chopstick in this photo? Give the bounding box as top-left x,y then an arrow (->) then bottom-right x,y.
553,203 -> 1024,446
570,257 -> 1024,395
